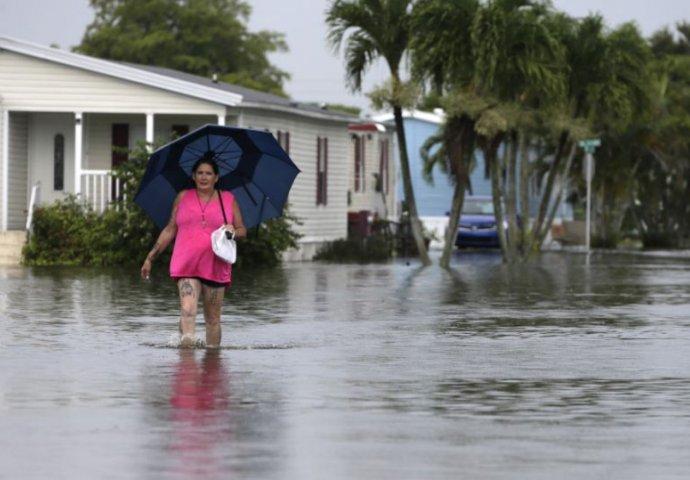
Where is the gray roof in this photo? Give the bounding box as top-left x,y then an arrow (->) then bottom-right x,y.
121,62 -> 358,121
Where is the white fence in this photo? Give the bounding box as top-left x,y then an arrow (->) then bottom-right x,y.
80,170 -> 123,213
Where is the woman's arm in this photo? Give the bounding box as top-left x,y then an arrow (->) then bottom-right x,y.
228,199 -> 247,239
140,192 -> 183,279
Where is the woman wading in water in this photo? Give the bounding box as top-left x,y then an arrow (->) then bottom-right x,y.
140,157 -> 246,348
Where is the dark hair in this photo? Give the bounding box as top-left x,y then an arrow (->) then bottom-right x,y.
192,155 -> 219,175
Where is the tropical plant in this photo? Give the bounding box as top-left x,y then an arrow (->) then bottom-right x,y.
326,0 -> 432,265
410,0 -> 479,267
628,23 -> 690,247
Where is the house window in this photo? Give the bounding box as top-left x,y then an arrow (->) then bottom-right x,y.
277,130 -> 290,155
316,136 -> 328,205
172,124 -> 189,139
353,135 -> 365,192
53,134 -> 64,191
378,139 -> 389,194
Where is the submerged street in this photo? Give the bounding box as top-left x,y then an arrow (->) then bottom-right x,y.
1,252 -> 690,479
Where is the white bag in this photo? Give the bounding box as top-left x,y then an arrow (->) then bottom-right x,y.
211,225 -> 236,264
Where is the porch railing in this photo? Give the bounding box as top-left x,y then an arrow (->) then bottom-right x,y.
26,181 -> 41,232
80,170 -> 123,213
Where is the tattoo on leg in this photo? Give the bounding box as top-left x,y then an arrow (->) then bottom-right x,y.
208,288 -> 218,304
180,280 -> 195,298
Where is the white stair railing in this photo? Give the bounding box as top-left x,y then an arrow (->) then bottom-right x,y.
26,181 -> 41,232
80,170 -> 122,213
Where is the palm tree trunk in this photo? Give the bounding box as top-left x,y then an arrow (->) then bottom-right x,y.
518,133 -> 530,256
486,137 -> 508,262
393,105 -> 431,266
505,131 -> 519,262
535,142 -> 577,249
440,180 -> 466,268
530,131 -> 569,251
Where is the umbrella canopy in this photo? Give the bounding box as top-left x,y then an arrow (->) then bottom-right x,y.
134,124 -> 300,229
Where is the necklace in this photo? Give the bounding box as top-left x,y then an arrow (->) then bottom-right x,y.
195,190 -> 214,227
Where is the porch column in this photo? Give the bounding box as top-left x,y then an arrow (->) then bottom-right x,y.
217,112 -> 226,126
145,112 -> 154,152
2,109 -> 9,231
74,112 -> 83,195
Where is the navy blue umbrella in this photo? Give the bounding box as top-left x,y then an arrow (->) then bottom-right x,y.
134,124 -> 300,229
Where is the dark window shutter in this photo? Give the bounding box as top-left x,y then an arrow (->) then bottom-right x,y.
285,131 -> 290,155
354,136 -> 360,192
316,136 -> 322,205
324,137 -> 328,205
54,134 -> 64,191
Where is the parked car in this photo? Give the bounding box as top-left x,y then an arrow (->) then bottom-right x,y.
455,196 -> 502,248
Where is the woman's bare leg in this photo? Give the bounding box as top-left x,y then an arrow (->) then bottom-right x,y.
202,284 -> 225,348
177,278 -> 201,347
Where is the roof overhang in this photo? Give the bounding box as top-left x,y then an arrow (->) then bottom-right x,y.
0,35 -> 242,107
241,101 -> 359,123
372,109 -> 445,125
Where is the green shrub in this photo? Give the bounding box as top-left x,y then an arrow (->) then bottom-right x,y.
23,142 -> 302,268
235,209 -> 302,269
314,235 -> 393,263
641,232 -> 680,249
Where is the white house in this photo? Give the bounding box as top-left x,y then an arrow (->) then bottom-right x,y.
347,121 -> 397,230
0,36 -> 359,263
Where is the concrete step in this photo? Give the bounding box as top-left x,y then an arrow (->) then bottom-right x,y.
0,231 -> 26,265
0,254 -> 23,265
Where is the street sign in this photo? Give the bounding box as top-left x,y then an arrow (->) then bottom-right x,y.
577,139 -> 600,254
579,138 -> 601,154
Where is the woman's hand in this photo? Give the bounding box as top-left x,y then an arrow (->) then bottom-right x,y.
224,224 -> 235,237
141,259 -> 152,280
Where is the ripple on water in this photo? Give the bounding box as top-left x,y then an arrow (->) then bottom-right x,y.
140,334 -> 300,350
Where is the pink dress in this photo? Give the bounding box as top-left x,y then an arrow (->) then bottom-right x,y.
170,189 -> 234,285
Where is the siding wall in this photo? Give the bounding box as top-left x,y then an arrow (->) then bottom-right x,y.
27,113 -> 74,204
8,112 -> 28,229
0,109 -> 4,227
0,50 -> 223,114
240,108 -> 349,242
348,130 -> 396,219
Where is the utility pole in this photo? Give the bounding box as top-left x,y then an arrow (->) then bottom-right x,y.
578,139 -> 601,253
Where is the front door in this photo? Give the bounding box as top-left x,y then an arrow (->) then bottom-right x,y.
111,123 -> 129,168
111,124 -> 129,200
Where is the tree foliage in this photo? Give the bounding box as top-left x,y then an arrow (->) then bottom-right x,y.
76,0 -> 289,96
326,0 -> 432,265
410,0 -> 688,260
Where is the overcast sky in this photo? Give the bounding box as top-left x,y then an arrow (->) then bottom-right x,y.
1,0 -> 688,113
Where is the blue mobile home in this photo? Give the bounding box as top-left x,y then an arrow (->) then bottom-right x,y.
374,109 -> 492,217
373,109 -> 573,247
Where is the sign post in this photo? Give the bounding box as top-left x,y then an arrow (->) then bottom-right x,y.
578,139 -> 601,253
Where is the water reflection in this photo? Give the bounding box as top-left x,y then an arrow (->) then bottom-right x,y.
1,254 -> 690,479
167,350 -> 231,479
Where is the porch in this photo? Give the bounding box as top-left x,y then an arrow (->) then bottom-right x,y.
1,110 -> 234,231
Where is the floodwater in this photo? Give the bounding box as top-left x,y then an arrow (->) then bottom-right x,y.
1,252 -> 690,479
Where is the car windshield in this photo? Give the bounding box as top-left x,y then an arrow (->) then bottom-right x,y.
462,198 -> 494,215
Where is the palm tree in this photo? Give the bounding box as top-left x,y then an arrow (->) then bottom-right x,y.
531,18 -> 653,249
410,0 -> 479,268
471,0 -> 567,262
326,0 -> 431,265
